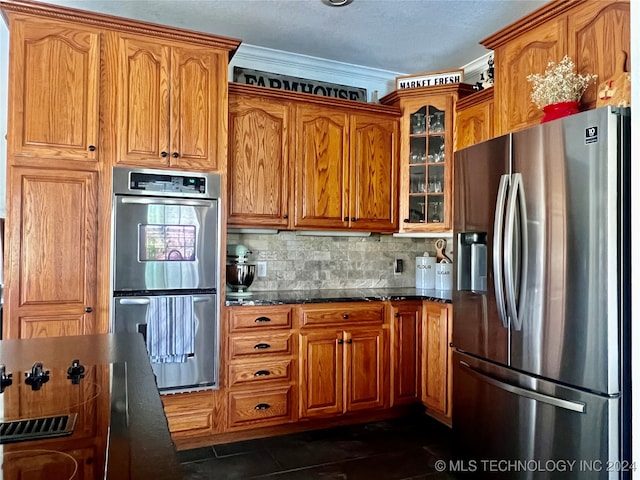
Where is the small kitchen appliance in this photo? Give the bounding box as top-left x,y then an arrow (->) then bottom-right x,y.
226,244 -> 256,298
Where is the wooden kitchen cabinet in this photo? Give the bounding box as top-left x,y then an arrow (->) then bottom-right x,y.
390,301 -> 421,407
294,104 -> 350,230
6,16 -> 100,163
4,167 -> 99,339
1,1 -> 240,340
3,446 -> 99,480
380,84 -> 474,233
348,112 -> 398,232
228,84 -> 294,228
226,84 -> 399,232
115,34 -> 228,172
297,303 -> 387,419
482,0 -> 630,135
294,103 -> 398,232
455,87 -> 495,151
226,305 -> 297,430
421,302 -> 452,424
162,390 -> 217,439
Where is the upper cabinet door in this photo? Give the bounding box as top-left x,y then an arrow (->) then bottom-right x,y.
116,35 -> 171,167
116,36 -> 225,171
8,18 -> 100,161
295,105 -> 350,229
228,94 -> 292,228
349,113 -> 398,232
567,0 -> 630,111
495,18 -> 566,134
169,45 -> 222,171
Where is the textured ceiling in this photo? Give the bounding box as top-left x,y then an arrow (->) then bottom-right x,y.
43,0 -> 551,74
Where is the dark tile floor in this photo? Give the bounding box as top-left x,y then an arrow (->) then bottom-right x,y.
178,412 -> 457,480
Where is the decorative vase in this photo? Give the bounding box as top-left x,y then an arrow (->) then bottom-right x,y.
541,100 -> 580,123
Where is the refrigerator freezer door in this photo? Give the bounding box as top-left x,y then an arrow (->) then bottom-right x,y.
510,107 -> 623,395
453,134 -> 511,366
453,351 -> 620,480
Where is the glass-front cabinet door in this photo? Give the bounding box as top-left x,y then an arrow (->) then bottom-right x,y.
402,96 -> 452,232
380,84 -> 475,234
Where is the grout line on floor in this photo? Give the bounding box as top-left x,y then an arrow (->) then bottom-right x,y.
248,454 -> 374,479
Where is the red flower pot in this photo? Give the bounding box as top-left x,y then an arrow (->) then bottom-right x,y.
541,100 -> 580,123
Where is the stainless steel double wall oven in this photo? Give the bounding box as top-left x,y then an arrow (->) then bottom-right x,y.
112,167 -> 222,393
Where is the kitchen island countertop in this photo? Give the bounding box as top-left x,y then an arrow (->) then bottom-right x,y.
225,287 -> 452,306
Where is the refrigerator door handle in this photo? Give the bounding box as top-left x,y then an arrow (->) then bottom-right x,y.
504,173 -> 528,331
459,360 -> 586,413
492,174 -> 510,328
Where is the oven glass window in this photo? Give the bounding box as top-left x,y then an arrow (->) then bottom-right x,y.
139,225 -> 196,261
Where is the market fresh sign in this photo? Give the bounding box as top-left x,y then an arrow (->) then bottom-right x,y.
234,67 -> 368,102
396,69 -> 464,90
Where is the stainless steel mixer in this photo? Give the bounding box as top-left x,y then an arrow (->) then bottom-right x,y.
226,244 -> 256,297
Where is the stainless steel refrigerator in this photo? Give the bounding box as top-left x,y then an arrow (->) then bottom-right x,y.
452,106 -> 631,479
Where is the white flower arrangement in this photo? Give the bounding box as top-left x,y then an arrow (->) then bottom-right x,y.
527,55 -> 598,109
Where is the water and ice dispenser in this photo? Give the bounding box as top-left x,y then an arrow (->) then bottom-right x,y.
457,232 -> 488,291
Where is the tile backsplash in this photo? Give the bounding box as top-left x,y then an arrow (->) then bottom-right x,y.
226,232 -> 452,291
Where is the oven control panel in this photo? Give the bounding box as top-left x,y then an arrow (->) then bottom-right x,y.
112,166 -> 222,199
129,172 -> 206,194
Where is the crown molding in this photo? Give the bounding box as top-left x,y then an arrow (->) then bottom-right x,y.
230,43 -> 493,97
460,51 -> 493,86
229,43 -> 403,95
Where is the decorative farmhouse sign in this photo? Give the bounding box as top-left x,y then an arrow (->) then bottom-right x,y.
233,67 -> 368,102
396,69 -> 464,90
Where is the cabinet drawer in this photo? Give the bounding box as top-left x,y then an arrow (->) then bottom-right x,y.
228,359 -> 292,387
298,303 -> 385,327
228,333 -> 292,359
228,386 -> 292,428
228,306 -> 292,332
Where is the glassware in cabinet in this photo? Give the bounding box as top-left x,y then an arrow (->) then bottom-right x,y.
407,104 -> 447,226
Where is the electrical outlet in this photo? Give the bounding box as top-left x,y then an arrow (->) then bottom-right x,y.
257,261 -> 267,277
394,259 -> 403,276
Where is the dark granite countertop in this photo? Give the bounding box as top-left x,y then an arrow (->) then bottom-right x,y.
0,332 -> 182,480
225,287 -> 452,306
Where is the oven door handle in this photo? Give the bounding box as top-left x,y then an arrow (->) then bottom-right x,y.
118,296 -> 211,305
118,197 -> 215,207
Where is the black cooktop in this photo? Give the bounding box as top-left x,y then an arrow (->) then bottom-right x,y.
0,357 -> 129,479
0,333 -> 182,480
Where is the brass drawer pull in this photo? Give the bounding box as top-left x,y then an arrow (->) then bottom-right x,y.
254,316 -> 272,323
254,343 -> 271,349
254,403 -> 271,410
254,370 -> 271,377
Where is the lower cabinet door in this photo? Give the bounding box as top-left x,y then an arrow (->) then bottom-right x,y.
299,330 -> 343,418
345,328 -> 386,412
422,302 -> 451,418
162,391 -> 215,438
390,302 -> 422,406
